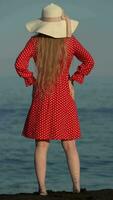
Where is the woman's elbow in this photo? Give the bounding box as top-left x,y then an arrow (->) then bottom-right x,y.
90,56 -> 95,68
87,56 -> 95,72
84,56 -> 95,75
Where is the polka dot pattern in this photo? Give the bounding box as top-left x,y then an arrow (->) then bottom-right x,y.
14,35 -> 95,140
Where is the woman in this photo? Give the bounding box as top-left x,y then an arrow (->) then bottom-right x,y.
14,3 -> 95,196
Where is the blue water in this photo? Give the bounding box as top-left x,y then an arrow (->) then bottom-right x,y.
0,75 -> 113,194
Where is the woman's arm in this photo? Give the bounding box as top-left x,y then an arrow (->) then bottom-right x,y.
69,35 -> 95,84
14,37 -> 36,87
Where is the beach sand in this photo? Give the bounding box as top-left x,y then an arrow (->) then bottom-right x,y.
0,189 -> 113,200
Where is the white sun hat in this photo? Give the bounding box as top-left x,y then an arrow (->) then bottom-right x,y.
25,3 -> 79,38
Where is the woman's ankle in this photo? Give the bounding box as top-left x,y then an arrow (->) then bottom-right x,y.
72,180 -> 80,193
39,184 -> 47,191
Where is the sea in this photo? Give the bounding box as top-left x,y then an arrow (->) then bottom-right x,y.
0,75 -> 113,194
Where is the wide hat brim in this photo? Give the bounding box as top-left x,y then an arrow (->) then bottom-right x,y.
25,18 -> 79,38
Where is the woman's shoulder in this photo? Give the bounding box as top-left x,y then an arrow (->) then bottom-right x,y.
64,34 -> 79,47
70,34 -> 79,42
25,34 -> 38,49
68,34 -> 82,47
64,34 -> 78,43
26,34 -> 79,46
29,34 -> 38,42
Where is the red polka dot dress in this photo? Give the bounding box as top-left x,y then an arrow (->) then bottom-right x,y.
14,35 -> 95,140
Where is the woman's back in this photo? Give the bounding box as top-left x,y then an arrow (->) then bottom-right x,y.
14,33 -> 94,140
15,34 -> 94,89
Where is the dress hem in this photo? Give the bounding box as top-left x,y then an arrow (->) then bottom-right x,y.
21,133 -> 82,141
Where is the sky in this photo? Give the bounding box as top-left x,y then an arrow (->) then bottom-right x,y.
0,0 -> 113,77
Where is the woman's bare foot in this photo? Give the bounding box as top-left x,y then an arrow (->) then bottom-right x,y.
39,191 -> 48,196
72,185 -> 80,193
39,185 -> 48,196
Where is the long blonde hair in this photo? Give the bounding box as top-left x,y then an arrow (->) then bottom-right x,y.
34,33 -> 67,99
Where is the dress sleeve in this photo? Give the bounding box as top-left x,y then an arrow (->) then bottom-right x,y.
14,37 -> 36,87
69,35 -> 95,84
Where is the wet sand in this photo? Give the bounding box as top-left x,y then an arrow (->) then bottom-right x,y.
0,188 -> 113,200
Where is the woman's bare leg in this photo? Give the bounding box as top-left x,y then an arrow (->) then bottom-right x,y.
34,139 -> 50,194
61,140 -> 80,193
